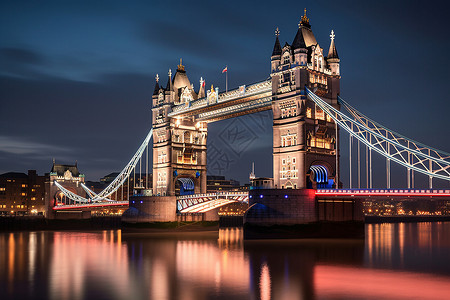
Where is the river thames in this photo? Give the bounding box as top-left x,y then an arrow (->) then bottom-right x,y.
1,222 -> 450,300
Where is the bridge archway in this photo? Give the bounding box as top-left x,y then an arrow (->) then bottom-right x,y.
308,162 -> 334,189
175,177 -> 195,196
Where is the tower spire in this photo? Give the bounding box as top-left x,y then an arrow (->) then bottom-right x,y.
327,30 -> 339,59
166,68 -> 173,91
177,58 -> 185,71
299,8 -> 310,28
272,27 -> 282,56
153,74 -> 160,95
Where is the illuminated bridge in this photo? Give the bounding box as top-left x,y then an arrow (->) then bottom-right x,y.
48,11 -> 450,221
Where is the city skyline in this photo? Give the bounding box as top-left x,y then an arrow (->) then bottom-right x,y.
1,0 -> 450,186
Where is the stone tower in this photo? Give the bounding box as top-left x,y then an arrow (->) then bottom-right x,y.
45,161 -> 85,218
151,60 -> 208,196
271,10 -> 341,189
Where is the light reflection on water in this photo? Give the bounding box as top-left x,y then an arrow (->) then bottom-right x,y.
0,223 -> 449,299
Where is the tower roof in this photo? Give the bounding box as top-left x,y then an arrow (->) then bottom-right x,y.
292,27 -> 307,50
51,163 -> 80,177
272,28 -> 282,56
295,9 -> 317,48
327,30 -> 339,60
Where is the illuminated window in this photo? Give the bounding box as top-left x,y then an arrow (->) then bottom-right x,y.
326,114 -> 332,122
315,107 -> 325,120
31,197 -> 36,200
310,137 -> 332,149
21,193 -> 26,196
0,187 -> 5,191
306,107 -> 312,118
157,153 -> 167,164
281,132 -> 297,147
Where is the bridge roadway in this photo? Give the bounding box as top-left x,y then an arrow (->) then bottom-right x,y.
52,188 -> 450,212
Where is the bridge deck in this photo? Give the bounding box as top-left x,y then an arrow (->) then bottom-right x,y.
316,189 -> 450,198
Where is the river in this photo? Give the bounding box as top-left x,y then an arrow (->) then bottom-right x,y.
1,222 -> 450,299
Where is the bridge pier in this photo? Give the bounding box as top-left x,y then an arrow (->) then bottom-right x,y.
244,189 -> 364,239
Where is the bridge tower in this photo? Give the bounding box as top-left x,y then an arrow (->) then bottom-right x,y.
151,60 -> 208,196
271,10 -> 341,189
45,161 -> 85,218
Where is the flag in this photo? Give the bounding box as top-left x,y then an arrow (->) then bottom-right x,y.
202,81 -> 205,87
222,66 -> 228,73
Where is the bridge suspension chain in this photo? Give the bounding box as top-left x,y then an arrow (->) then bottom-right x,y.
305,88 -> 450,182
338,96 -> 450,163
55,128 -> 153,203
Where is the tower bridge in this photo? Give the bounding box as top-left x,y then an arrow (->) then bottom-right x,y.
48,11 -> 450,223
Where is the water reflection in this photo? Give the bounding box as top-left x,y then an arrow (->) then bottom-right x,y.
0,224 -> 449,300
365,222 -> 450,275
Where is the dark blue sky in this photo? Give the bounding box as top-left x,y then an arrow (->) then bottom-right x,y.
1,0 -> 450,187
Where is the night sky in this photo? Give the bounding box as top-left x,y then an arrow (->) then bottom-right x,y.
1,0 -> 450,188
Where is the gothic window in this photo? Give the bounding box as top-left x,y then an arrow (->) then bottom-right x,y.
315,107 -> 325,120
310,137 -> 332,149
181,87 -> 193,103
157,153 -> 167,164
326,114 -> 332,123
306,107 -> 312,118
157,172 -> 167,188
158,92 -> 164,105
281,132 -> 297,147
283,53 -> 290,64
184,131 -> 191,143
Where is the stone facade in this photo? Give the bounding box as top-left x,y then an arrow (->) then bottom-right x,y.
152,62 -> 207,196
271,11 -> 341,189
45,162 -> 85,219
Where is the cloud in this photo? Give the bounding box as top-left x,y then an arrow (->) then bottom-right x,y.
0,136 -> 70,155
0,47 -> 46,65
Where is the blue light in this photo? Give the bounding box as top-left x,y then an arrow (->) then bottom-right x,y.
140,201 -> 143,204
284,195 -> 288,198
132,201 -> 135,204
249,195 -> 252,198
259,195 -> 263,198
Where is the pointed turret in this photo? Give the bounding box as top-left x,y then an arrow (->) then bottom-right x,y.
292,24 -> 307,50
153,74 -> 160,95
166,68 -> 173,91
272,28 -> 282,56
271,28 -> 282,72
198,77 -> 206,98
327,30 -> 339,60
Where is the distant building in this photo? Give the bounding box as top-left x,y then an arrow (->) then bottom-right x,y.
0,170 -> 46,215
250,177 -> 274,190
100,172 -> 120,183
207,175 -> 240,192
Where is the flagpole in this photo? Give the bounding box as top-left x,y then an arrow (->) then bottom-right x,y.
226,65 -> 228,92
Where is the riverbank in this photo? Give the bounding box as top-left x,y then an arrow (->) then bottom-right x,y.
365,215 -> 450,223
